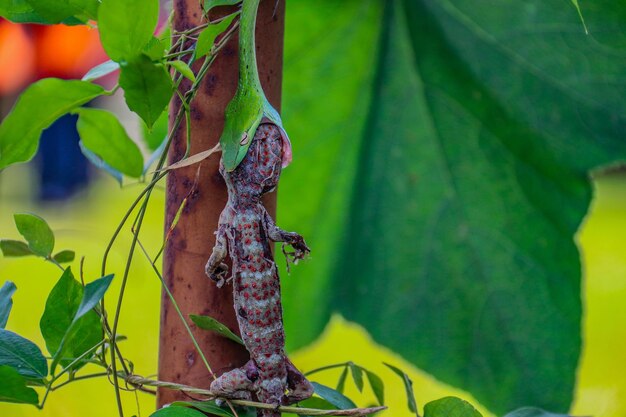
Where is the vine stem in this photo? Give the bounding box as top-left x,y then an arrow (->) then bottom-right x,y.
123,374 -> 387,416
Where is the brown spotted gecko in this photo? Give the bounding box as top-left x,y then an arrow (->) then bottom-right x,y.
205,123 -> 314,415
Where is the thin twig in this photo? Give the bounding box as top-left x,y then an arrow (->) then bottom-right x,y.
123,375 -> 387,416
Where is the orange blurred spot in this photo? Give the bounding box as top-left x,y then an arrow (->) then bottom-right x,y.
0,20 -> 36,95
33,23 -> 107,80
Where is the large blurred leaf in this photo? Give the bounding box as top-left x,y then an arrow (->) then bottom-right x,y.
280,0 -> 626,414
0,79 -> 104,170
424,397 -> 482,417
75,108 -> 145,178
0,329 -> 47,379
40,268 -> 102,370
0,365 -> 38,405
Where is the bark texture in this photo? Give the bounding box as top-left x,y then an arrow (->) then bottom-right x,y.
158,0 -> 285,407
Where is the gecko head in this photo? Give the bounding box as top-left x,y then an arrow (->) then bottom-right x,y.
221,123 -> 287,200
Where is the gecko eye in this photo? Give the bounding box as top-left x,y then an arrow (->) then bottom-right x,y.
240,132 -> 249,145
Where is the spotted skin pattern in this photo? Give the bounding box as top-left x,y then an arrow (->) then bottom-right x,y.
205,123 -> 314,415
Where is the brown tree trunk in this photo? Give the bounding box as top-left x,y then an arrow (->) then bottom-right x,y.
157,0 -> 285,407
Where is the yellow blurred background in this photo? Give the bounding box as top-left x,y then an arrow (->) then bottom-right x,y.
0,165 -> 624,417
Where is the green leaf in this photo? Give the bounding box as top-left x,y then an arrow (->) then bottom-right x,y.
0,0 -> 82,24
424,397 -> 482,417
98,0 -> 159,62
364,370 -> 384,406
24,0 -> 99,22
82,60 -> 120,82
0,329 -> 47,378
503,408 -> 572,417
0,79 -> 104,169
169,60 -> 196,82
335,366 -> 348,394
348,362 -> 363,392
170,401 -> 235,417
79,142 -> 124,184
194,13 -> 238,59
0,365 -> 38,405
0,281 -> 17,329
52,250 -> 75,264
119,54 -> 173,129
13,213 -> 54,257
281,0 -> 626,412
311,382 -> 356,410
46,271 -> 113,372
76,108 -> 144,177
150,405 -> 210,417
143,36 -> 168,61
40,268 -> 98,359
189,314 -> 243,345
0,240 -> 34,257
203,0 -> 240,14
141,109 -> 168,151
75,274 -> 114,320
384,363 -> 417,414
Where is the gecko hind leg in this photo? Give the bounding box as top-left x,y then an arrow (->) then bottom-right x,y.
210,360 -> 258,400
284,360 -> 314,404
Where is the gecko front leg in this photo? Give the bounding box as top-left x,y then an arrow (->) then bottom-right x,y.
262,209 -> 310,270
205,226 -> 229,288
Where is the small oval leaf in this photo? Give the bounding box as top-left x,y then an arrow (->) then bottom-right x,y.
14,213 -> 54,257
0,240 -> 34,257
424,397 -> 482,417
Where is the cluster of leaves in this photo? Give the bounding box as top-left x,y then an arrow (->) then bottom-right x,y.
0,0 -> 236,182
0,215 -> 113,407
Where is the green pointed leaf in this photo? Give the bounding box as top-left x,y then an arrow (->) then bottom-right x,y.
13,213 -> 54,257
281,0 -> 626,413
503,408 -> 572,417
311,382 -> 356,410
0,329 -> 47,379
169,60 -> 196,82
0,240 -> 34,257
82,60 -> 120,82
141,109 -> 168,151
98,0 -> 159,62
0,281 -> 17,329
194,13 -> 238,59
52,250 -> 75,264
384,363 -> 417,414
364,370 -> 384,406
424,397 -> 482,417
40,268 -> 97,358
119,54 -> 173,129
0,79 -> 104,170
189,314 -> 243,345
75,274 -> 113,320
335,366 -> 348,394
0,365 -> 39,405
150,405 -> 211,417
76,108 -> 144,177
170,401 -> 236,417
46,271 -> 113,372
348,362 -> 363,392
